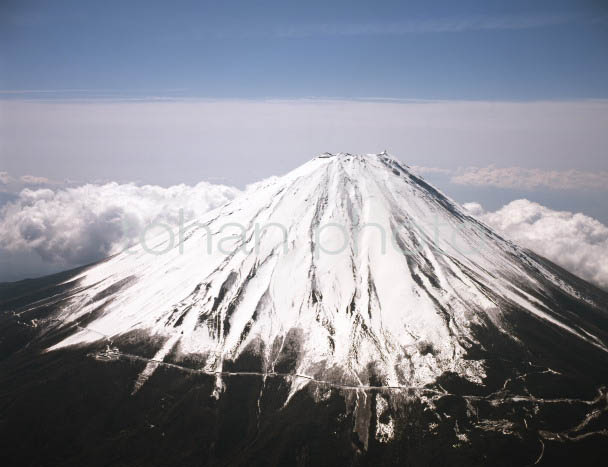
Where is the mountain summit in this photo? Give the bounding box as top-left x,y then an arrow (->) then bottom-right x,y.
2,153 -> 607,466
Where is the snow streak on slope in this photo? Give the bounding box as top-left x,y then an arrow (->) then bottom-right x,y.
46,153 -> 608,395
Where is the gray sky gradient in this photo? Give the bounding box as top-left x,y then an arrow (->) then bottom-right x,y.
2,98 -> 608,188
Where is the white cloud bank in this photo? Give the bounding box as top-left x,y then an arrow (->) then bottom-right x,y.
464,200 -> 608,290
0,182 -> 240,268
1,181 -> 607,290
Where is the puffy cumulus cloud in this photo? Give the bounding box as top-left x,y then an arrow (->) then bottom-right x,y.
462,202 -> 484,217
0,181 -> 241,268
451,166 -> 608,191
465,199 -> 608,290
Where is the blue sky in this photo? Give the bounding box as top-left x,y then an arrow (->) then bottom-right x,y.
2,0 -> 608,99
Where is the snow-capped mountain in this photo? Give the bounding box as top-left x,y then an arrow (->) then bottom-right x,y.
46,152 -> 607,388
1,152 -> 607,466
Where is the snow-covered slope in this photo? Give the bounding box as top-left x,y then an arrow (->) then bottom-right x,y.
43,152 -> 608,395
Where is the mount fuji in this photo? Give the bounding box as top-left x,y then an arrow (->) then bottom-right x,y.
1,153 -> 607,466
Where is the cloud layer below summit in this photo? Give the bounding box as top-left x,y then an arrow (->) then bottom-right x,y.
0,181 -> 240,280
1,178 -> 607,290
464,200 -> 608,290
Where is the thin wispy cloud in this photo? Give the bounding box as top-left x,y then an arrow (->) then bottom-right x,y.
451,166 -> 608,191
412,166 -> 608,192
0,89 -> 100,95
275,13 -> 581,38
156,12 -> 595,41
0,89 -> 192,100
19,175 -> 58,185
0,172 -> 13,185
409,166 -> 453,176
0,171 -> 74,192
